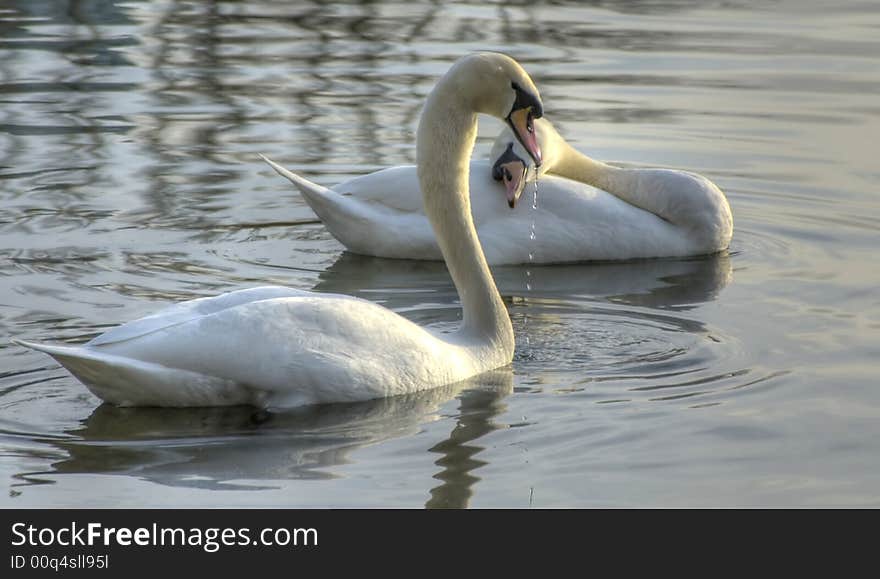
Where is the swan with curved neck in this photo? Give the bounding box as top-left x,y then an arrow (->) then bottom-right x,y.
13,52 -> 543,408
490,117 -> 733,255
265,114 -> 731,264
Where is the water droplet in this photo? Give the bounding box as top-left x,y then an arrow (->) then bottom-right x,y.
532,178 -> 540,210
523,178 -> 540,356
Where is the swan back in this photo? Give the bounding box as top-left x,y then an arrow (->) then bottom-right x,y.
611,167 -> 733,252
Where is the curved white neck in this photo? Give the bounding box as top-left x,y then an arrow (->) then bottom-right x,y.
416,79 -> 514,358
546,134 -> 732,247
550,138 -> 617,192
550,138 -> 681,221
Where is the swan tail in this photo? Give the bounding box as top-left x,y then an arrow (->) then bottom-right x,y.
260,154 -> 331,196
259,154 -> 392,255
259,154 -> 334,201
259,154 -> 363,223
13,339 -> 88,365
12,339 -> 254,407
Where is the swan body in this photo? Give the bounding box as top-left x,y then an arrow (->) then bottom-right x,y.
15,52 -> 545,408
267,119 -> 732,264
491,118 -> 733,260
15,287 -> 486,407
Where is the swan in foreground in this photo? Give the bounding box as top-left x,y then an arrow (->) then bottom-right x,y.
264,118 -> 731,264
13,52 -> 544,408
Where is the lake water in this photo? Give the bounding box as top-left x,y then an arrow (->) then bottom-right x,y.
1,0 -> 878,508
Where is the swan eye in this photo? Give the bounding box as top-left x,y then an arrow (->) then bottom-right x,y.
509,81 -> 543,120
492,143 -> 520,181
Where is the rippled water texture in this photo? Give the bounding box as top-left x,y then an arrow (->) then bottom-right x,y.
1,1 -> 879,507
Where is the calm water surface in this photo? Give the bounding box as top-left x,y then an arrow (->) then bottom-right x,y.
1,0 -> 878,507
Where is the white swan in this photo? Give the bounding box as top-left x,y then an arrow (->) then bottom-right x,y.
489,117 -> 733,261
265,117 -> 731,264
13,52 -> 544,408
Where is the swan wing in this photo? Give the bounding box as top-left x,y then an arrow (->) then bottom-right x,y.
472,174 -> 693,264
18,291 -> 476,407
332,165 -> 426,213
104,294 -> 474,405
87,286 -> 313,347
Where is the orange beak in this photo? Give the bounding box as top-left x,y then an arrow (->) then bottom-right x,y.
506,108 -> 542,168
498,160 -> 528,208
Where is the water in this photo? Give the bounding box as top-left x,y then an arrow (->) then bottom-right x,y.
1,0 -> 879,507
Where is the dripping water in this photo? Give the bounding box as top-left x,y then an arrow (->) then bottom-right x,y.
524,177 -> 539,348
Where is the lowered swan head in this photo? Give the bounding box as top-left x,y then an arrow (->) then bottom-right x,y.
490,117 -> 564,207
491,142 -> 530,208
489,115 -> 734,252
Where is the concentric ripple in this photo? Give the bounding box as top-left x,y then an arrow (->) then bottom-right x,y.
509,295 -> 777,408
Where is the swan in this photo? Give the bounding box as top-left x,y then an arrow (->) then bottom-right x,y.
264,117 -> 731,264
489,117 -> 733,260
13,52 -> 544,408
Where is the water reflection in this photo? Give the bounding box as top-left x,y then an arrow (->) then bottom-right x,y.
36,370 -> 513,507
314,250 -> 732,309
426,383 -> 511,509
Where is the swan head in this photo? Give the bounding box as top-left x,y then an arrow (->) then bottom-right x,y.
447,53 -> 544,167
491,142 -> 529,208
489,117 -> 560,207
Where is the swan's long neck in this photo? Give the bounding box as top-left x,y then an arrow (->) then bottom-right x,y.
551,137 -> 675,219
549,134 -> 731,240
551,138 -> 618,192
416,82 -> 514,358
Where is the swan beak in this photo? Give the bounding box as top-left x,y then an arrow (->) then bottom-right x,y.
507,107 -> 542,167
499,160 -> 528,209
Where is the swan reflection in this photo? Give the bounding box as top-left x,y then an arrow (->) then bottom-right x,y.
315,250 -> 732,309
46,370 -> 513,507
